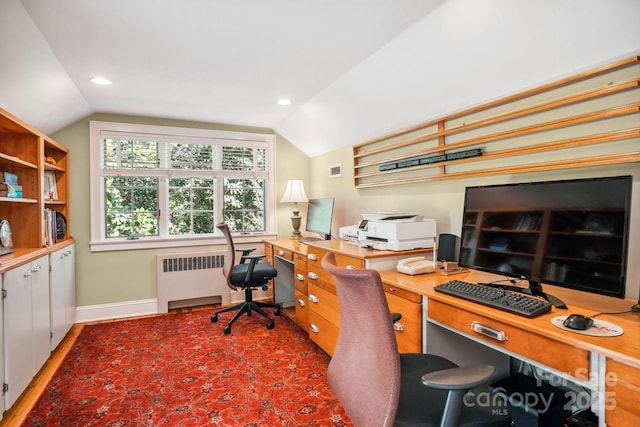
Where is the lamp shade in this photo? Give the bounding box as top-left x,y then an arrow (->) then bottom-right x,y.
280,180 -> 308,203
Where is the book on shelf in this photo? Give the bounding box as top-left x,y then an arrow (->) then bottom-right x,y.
43,209 -> 58,246
0,172 -> 18,185
0,183 -> 22,197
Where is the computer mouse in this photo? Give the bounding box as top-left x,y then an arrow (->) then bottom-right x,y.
563,314 -> 594,331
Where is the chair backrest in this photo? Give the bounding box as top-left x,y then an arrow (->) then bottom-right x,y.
321,252 -> 401,427
216,222 -> 237,290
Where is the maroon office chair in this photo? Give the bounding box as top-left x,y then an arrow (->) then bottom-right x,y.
211,222 -> 280,334
322,252 -> 511,427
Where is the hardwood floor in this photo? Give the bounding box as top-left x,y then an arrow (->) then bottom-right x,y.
0,303 -> 294,426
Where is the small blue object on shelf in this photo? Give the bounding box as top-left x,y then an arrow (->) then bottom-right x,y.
0,172 -> 18,185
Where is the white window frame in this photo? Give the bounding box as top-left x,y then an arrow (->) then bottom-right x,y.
89,121 -> 276,252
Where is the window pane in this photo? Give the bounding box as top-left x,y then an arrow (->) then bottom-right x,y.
223,178 -> 265,232
168,177 -> 215,235
222,146 -> 267,171
103,138 -> 159,169
170,143 -> 214,170
104,177 -> 159,237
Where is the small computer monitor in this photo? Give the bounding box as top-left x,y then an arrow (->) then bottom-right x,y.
305,198 -> 334,240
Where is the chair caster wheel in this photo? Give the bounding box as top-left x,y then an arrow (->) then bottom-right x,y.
223,325 -> 231,334
267,320 -> 274,330
274,308 -> 280,316
211,314 -> 218,323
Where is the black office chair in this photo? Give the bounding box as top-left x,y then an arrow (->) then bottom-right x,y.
211,222 -> 280,334
322,252 -> 511,427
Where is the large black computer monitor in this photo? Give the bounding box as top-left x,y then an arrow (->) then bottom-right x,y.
459,176 -> 632,303
304,198 -> 334,240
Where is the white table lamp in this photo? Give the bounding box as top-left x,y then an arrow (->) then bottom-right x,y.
280,180 -> 308,239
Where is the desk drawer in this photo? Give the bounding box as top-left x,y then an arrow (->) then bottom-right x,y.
606,359 -> 640,426
383,283 -> 422,304
294,290 -> 309,330
428,299 -> 589,378
307,284 -> 340,327
294,267 -> 307,294
386,291 -> 421,353
333,253 -> 364,270
308,310 -> 339,356
274,247 -> 294,261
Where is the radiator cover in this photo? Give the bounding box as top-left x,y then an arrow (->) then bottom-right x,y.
156,252 -> 230,313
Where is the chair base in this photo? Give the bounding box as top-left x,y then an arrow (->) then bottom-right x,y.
211,288 -> 280,334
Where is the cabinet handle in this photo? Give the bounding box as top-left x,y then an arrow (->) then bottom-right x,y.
470,321 -> 508,342
309,324 -> 319,334
296,273 -> 305,281
307,272 -> 318,280
33,264 -> 42,272
393,322 -> 404,332
297,298 -> 305,307
278,250 -> 285,256
345,264 -> 358,270
388,287 -> 396,293
24,269 -> 32,277
307,253 -> 317,261
308,294 -> 319,303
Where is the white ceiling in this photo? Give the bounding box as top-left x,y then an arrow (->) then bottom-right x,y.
2,0 -> 640,157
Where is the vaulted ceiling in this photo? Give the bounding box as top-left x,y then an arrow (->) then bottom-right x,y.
1,0 -> 639,157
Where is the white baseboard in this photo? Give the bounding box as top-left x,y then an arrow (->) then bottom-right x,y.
74,294 -> 275,324
75,298 -> 159,323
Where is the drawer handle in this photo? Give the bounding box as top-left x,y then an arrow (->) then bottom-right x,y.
278,250 -> 285,256
309,324 -> 319,334
345,264 -> 358,270
297,298 -> 305,307
308,294 -> 319,304
308,272 -> 318,280
307,253 -> 318,261
296,273 -> 305,281
393,322 -> 404,332
470,321 -> 508,342
388,287 -> 396,293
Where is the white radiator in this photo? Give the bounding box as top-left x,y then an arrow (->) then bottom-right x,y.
156,252 -> 231,313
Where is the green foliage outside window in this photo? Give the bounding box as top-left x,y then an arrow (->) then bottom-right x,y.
101,136 -> 269,238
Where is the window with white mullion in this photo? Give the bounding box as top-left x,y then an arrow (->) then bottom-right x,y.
90,120 -> 276,251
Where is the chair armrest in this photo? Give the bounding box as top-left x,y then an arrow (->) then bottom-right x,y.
241,254 -> 268,282
237,247 -> 256,263
421,365 -> 497,391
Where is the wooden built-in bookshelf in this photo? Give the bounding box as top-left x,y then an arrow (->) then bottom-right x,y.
0,107 -> 71,270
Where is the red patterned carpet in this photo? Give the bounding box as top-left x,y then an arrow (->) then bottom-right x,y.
24,310 -> 352,426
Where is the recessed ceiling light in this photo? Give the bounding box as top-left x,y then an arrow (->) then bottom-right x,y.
277,98 -> 292,106
91,77 -> 112,86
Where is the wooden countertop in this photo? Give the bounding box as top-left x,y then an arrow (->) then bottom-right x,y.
265,237 -> 432,260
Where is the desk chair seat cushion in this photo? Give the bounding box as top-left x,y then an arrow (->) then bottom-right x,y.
396,354 -> 508,427
229,262 -> 277,286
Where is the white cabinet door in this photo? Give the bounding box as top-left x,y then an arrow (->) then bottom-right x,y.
31,257 -> 50,369
3,264 -> 34,409
3,255 -> 51,409
0,273 -> 5,419
64,245 -> 76,329
50,244 -> 75,350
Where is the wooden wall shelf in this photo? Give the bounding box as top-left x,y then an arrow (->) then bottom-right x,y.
353,56 -> 640,188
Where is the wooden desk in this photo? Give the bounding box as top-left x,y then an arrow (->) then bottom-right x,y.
264,238 -> 430,354
380,269 -> 640,426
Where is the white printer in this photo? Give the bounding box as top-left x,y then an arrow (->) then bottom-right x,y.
340,213 -> 436,251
